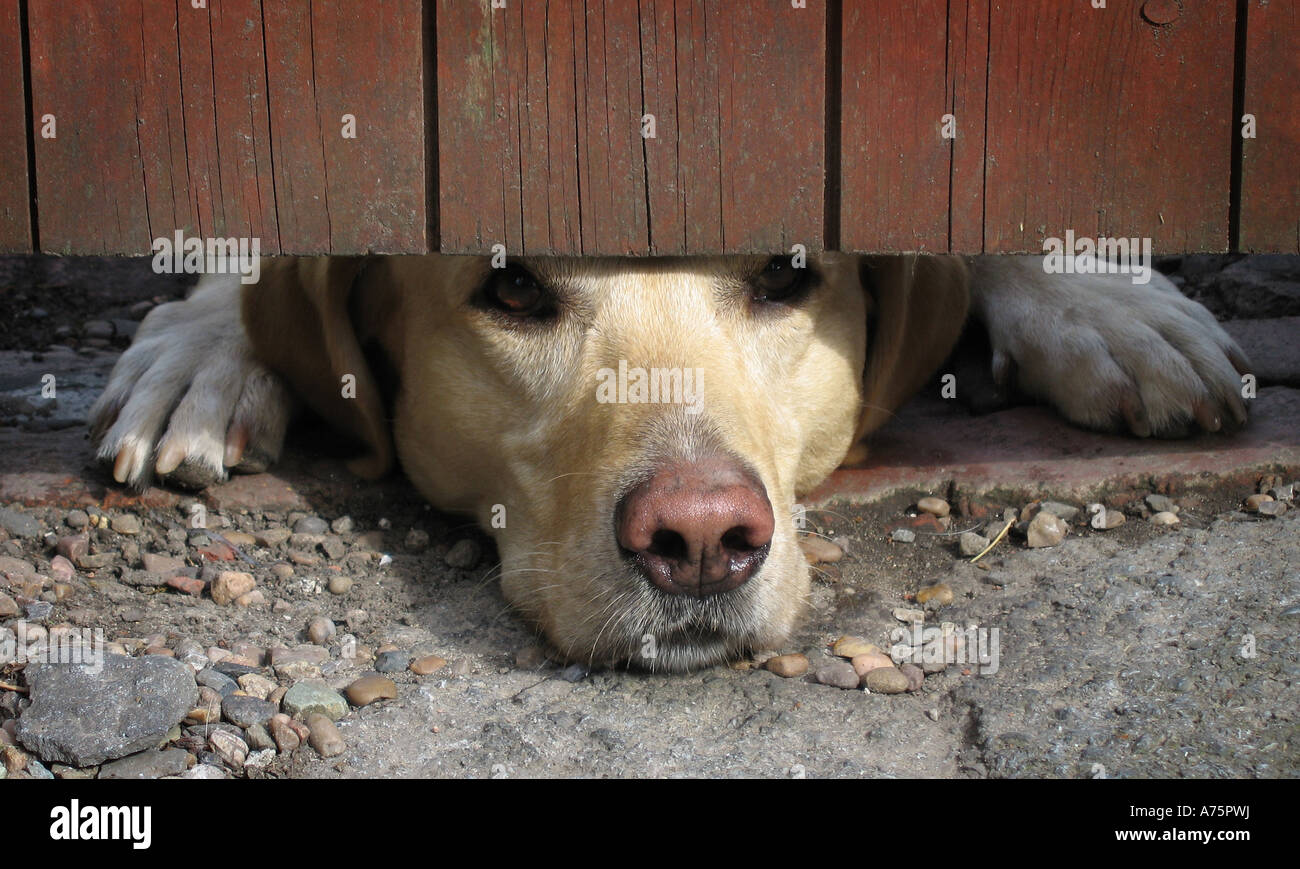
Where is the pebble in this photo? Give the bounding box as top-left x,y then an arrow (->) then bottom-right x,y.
270,645 -> 329,680
1269,483 -> 1294,502
0,507 -> 40,538
764,653 -> 809,678
15,654 -> 196,767
831,635 -> 879,658
799,536 -> 844,564
410,655 -> 447,675
890,529 -> 916,543
444,538 -> 481,568
328,575 -> 354,595
560,663 -> 589,682
374,650 -> 410,673
346,675 -> 397,707
306,713 -> 345,758
864,666 -> 910,694
110,514 -> 142,535
293,517 -> 329,535
65,509 -> 89,529
98,748 -> 190,780
1245,493 -> 1273,511
269,714 -> 300,752
244,749 -> 275,770
197,668 -> 240,697
270,563 -> 294,580
0,592 -> 18,617
331,516 -> 355,534
1039,501 -> 1079,522
56,534 -> 88,562
893,607 -> 925,623
958,531 -> 989,557
254,528 -> 292,548
281,679 -> 349,721
307,617 -> 337,645
916,583 -> 954,607
210,571 -> 255,606
167,575 -> 205,596
1257,501 -> 1288,517
1088,504 -> 1126,530
816,660 -> 861,690
244,723 -> 276,752
49,555 -> 75,583
1027,512 -> 1067,548
208,730 -> 248,768
405,529 -> 431,553
1145,494 -> 1178,514
1150,511 -> 1180,526
899,663 -> 925,692
221,694 -> 277,729
142,552 -> 186,575
234,589 -> 266,607
851,652 -> 895,679
916,496 -> 950,518
320,537 -> 347,560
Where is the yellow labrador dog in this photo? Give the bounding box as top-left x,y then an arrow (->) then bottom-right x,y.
89,254 -> 1250,670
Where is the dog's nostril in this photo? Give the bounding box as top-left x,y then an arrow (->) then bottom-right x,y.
720,526 -> 757,553
648,529 -> 689,562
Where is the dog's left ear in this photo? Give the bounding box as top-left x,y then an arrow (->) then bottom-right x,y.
241,256 -> 400,479
847,255 -> 970,462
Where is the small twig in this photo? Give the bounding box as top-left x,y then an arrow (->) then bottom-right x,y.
970,517 -> 1015,564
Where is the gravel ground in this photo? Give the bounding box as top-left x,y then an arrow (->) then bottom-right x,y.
0,254 -> 1297,779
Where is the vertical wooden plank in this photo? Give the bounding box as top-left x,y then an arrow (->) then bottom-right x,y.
947,0 -> 989,253
980,0 -> 1236,253
176,0 -> 279,249
1239,0 -> 1299,252
438,0 -> 824,256
28,0 -> 153,253
300,0 -> 427,253
0,0 -> 31,252
839,0 -> 950,252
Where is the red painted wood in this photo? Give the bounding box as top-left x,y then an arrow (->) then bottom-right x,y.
28,0 -> 153,253
840,0 -> 950,252
176,0 -> 279,248
946,0 -> 989,254
1239,0 -> 1299,252
263,0 -> 426,254
437,0 -> 825,256
0,0 -> 30,252
978,0 -> 1237,254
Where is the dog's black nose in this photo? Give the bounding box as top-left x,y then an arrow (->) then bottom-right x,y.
615,456 -> 774,597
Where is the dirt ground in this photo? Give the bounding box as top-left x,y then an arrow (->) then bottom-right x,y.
0,255 -> 1297,779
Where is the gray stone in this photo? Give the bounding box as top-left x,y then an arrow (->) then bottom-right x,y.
444,538 -> 481,568
244,723 -> 276,752
1145,494 -> 1178,515
1039,501 -> 1079,522
281,680 -> 348,721
890,528 -> 916,544
374,650 -> 410,673
0,508 -> 40,539
98,748 -> 190,779
196,667 -> 239,696
221,694 -> 277,729
292,516 -> 329,535
958,532 -> 989,558
16,654 -> 197,767
816,661 -> 861,690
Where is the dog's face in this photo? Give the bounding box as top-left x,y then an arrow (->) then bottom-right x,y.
385,255 -> 867,669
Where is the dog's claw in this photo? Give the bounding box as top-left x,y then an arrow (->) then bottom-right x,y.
1192,400 -> 1221,433
155,439 -> 186,475
224,424 -> 248,467
1120,395 -> 1152,438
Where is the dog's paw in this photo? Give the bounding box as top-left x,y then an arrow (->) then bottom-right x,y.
970,257 -> 1252,437
88,276 -> 293,490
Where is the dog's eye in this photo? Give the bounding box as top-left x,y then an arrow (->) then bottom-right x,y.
751,256 -> 810,304
475,265 -> 556,320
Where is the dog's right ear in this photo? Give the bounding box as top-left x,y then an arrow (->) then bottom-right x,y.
846,255 -> 970,463
241,257 -> 397,479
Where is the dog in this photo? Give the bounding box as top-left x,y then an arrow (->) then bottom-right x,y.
88,253 -> 1251,671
